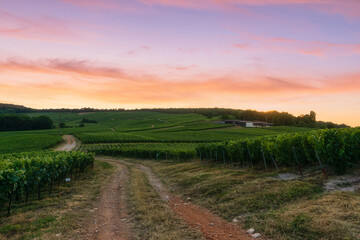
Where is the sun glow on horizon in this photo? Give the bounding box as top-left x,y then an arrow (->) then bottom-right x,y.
1,0 -> 360,126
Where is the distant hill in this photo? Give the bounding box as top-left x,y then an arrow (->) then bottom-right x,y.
0,103 -> 349,128
0,103 -> 34,114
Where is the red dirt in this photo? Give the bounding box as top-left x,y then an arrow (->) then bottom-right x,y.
137,163 -> 261,240
169,197 -> 253,240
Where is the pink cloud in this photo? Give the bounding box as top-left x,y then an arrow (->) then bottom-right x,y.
234,33 -> 360,57
170,65 -> 198,71
233,43 -> 251,50
56,0 -> 360,19
138,0 -> 360,17
0,58 -> 129,80
1,57 -> 360,101
123,45 -> 151,56
126,50 -> 137,55
59,0 -> 140,12
177,48 -> 201,53
0,10 -> 76,42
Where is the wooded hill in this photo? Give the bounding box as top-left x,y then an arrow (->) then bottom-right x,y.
0,104 -> 348,128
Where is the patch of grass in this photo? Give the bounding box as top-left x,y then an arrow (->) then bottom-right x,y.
98,161 -> 114,169
34,216 -> 57,228
142,160 -> 360,240
0,160 -> 114,240
0,224 -> 22,235
128,166 -> 204,240
144,161 -> 322,218
246,192 -> 360,240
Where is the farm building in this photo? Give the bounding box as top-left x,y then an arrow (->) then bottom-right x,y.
224,120 -> 273,127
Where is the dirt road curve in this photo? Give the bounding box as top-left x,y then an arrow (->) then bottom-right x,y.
62,151 -> 261,240
54,135 -> 77,151
138,164 -> 255,240
86,161 -> 133,240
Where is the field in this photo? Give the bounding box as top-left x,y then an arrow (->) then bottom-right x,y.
1,110 -> 359,240
0,111 -> 312,154
35,111 -> 312,143
0,131 -> 62,154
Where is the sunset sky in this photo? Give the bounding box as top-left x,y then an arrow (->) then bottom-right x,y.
0,0 -> 360,126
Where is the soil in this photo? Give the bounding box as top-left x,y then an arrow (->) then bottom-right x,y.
54,135 -> 78,152
137,164 -> 258,240
170,198 -> 254,240
55,141 -> 133,240
84,160 -> 133,240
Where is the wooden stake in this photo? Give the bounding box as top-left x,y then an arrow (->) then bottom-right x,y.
261,148 -> 267,170
270,153 -> 279,171
292,146 -> 303,177
315,150 -> 328,178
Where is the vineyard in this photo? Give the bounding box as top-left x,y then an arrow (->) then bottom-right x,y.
0,151 -> 94,216
77,133 -> 219,144
196,128 -> 360,174
0,110 -> 359,239
75,126 -> 311,144
83,143 -> 197,160
0,132 -> 62,154
81,128 -> 360,175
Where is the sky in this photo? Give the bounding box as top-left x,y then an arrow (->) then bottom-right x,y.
0,0 -> 360,126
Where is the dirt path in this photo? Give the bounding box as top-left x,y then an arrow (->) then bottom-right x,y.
55,141 -> 133,240
54,135 -> 78,151
136,163 -> 257,240
57,149 -> 261,240
86,158 -> 133,240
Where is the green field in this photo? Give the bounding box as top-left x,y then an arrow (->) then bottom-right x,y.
0,111 -> 313,154
0,130 -> 62,154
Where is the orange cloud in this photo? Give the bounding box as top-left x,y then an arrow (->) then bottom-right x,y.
0,58 -> 129,80
1,57 -> 360,127
170,65 -> 198,71
1,57 -> 360,103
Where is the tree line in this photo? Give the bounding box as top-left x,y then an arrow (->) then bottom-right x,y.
0,103 -> 349,128
141,108 -> 349,128
0,114 -> 53,131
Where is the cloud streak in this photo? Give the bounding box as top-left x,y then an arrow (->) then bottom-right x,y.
57,0 -> 360,18
139,0 -> 360,17
234,34 -> 360,57
1,58 -> 360,104
59,0 -> 140,12
0,10 -> 75,42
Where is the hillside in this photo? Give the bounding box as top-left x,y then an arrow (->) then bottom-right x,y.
0,103 -> 33,114
0,103 -> 349,128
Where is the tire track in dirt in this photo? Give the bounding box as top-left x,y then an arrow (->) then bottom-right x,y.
85,158 -> 133,240
54,139 -> 133,240
136,164 -> 256,240
54,135 -> 78,152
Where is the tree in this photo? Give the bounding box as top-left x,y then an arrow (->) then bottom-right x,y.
310,111 -> 316,122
